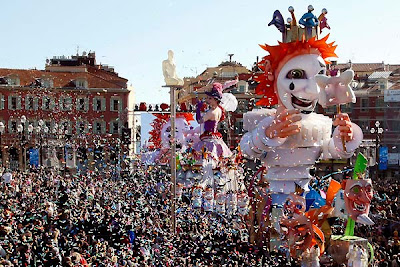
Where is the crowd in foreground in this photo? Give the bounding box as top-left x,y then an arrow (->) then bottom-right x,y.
0,164 -> 399,266
0,166 -> 287,266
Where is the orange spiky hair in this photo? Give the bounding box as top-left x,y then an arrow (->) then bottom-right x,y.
255,34 -> 337,106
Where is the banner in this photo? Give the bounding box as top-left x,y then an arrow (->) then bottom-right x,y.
29,148 -> 39,167
379,146 -> 388,170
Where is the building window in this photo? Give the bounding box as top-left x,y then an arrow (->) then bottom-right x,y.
42,78 -> 53,88
8,120 -> 18,133
361,98 -> 369,112
0,94 -> 4,110
60,121 -> 72,135
93,97 -> 106,111
234,120 -> 244,135
110,121 -> 120,134
25,96 -> 38,110
110,97 -> 122,112
341,103 -> 353,113
76,121 -> 87,135
357,119 -> 369,131
26,96 -> 34,110
391,121 -> 400,132
76,97 -> 89,112
325,106 -> 336,114
7,75 -> 20,86
75,79 -> 88,89
221,72 -> 238,78
375,97 -> 385,112
60,97 -> 72,111
8,96 -> 21,110
42,96 -> 54,111
93,121 -> 106,134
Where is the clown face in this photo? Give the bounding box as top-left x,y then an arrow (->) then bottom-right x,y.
160,118 -> 189,149
282,193 -> 306,220
280,214 -> 315,258
343,179 -> 374,225
277,54 -> 326,113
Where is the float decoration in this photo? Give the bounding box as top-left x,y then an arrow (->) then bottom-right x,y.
241,4 -> 365,263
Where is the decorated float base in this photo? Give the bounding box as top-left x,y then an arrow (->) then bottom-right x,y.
328,235 -> 370,265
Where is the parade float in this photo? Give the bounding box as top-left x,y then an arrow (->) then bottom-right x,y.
139,51 -> 250,218
239,5 -> 373,266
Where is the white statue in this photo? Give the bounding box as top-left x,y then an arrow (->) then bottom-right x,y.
162,50 -> 184,86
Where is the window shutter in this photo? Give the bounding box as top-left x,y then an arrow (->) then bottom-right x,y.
101,121 -> 106,135
59,97 -> 64,111
67,97 -> 72,111
8,96 -> 12,110
110,99 -> 114,111
8,120 -> 12,133
25,96 -> 30,110
84,98 -> 89,112
101,98 -> 106,111
0,94 -> 4,110
118,99 -> 123,111
92,121 -> 97,134
50,97 -> 55,110
75,98 -> 80,111
92,98 -> 97,111
33,97 -> 39,111
42,96 -> 46,110
85,121 -> 90,133
17,97 -> 22,110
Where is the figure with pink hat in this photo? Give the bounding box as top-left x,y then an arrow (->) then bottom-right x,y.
193,82 -> 232,159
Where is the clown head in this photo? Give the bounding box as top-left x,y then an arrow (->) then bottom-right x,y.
280,213 -> 316,258
255,35 -> 337,112
282,193 -> 306,219
342,178 -> 374,225
160,117 -> 190,149
277,54 -> 326,113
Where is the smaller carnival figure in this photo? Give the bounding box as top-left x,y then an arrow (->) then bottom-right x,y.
347,244 -> 368,267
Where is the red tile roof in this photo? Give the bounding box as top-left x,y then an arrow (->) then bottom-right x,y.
335,63 -> 400,73
0,67 -> 127,89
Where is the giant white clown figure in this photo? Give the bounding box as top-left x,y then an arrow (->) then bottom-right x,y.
240,5 -> 363,247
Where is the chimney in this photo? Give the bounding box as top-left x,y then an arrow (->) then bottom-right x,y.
382,61 -> 385,71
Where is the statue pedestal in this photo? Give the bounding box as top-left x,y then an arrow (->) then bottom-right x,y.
328,235 -> 369,265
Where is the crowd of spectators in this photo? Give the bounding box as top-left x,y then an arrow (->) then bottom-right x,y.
0,164 -> 399,266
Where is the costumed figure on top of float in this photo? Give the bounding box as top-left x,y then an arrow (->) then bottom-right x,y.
194,82 -> 233,160
190,81 -> 249,216
240,5 -> 363,260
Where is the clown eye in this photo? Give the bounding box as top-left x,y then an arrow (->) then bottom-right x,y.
166,127 -> 171,132
352,186 -> 360,194
287,69 -> 306,79
295,204 -> 303,210
318,69 -> 326,75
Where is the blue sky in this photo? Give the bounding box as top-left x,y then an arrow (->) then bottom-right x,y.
1,0 -> 399,104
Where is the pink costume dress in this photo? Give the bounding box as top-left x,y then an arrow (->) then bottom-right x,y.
193,104 -> 232,158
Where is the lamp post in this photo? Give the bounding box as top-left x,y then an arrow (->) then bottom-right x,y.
370,121 -> 384,179
17,115 -> 33,171
36,119 -> 49,168
0,122 -> 5,167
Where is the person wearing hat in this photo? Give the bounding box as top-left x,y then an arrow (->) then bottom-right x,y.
194,83 -> 232,158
